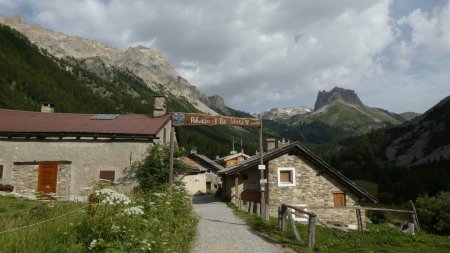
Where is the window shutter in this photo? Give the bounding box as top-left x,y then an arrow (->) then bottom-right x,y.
280,171 -> 291,182
333,192 -> 346,207
0,165 -> 3,178
99,171 -> 115,182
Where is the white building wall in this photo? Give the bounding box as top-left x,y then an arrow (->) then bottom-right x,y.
0,140 -> 151,199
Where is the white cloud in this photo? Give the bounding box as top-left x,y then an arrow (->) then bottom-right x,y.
1,0 -> 450,113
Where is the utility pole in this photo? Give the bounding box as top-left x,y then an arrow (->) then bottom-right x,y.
259,117 -> 266,219
169,126 -> 175,194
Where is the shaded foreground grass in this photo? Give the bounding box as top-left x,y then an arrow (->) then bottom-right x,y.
0,187 -> 197,253
233,207 -> 450,253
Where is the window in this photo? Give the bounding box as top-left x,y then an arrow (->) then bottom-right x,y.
333,192 -> 346,207
99,170 -> 115,182
0,165 -> 3,178
277,167 -> 295,187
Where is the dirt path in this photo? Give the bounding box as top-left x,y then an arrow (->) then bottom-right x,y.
191,195 -> 293,253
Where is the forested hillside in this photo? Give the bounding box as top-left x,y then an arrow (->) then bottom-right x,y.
317,96 -> 450,204
0,24 -> 258,157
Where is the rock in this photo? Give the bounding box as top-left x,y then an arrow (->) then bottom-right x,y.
0,14 -> 217,115
314,87 -> 364,111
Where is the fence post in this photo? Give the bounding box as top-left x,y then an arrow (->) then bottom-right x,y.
307,215 -> 316,249
287,208 -> 303,243
356,208 -> 363,231
239,199 -> 242,210
265,205 -> 270,220
278,206 -> 282,229
256,203 -> 261,216
249,202 -> 254,214
409,200 -> 420,232
282,206 -> 287,232
89,193 -> 96,217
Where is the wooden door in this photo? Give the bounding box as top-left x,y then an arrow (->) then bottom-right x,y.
37,163 -> 58,193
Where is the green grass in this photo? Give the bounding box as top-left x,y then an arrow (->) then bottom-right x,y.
0,196 -> 86,252
0,187 -> 198,253
233,207 -> 450,253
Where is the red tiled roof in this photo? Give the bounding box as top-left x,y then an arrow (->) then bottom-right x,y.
0,109 -> 171,137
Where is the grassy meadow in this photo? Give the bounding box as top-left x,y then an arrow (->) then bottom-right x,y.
0,186 -> 197,253
234,207 -> 450,253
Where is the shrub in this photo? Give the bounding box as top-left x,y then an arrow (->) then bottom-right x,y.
75,186 -> 197,252
415,191 -> 450,235
124,144 -> 188,191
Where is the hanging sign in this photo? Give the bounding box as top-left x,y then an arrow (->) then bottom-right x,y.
171,113 -> 261,127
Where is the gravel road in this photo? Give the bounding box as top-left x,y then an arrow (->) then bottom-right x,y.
191,195 -> 293,253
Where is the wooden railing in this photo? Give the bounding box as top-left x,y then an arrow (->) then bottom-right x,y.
279,204 -> 317,249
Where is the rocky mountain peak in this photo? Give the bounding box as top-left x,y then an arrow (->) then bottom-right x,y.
314,87 -> 364,111
0,14 -> 217,115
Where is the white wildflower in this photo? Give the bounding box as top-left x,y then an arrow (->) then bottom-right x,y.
123,206 -> 144,215
153,192 -> 165,197
94,188 -> 131,206
88,239 -> 97,250
111,224 -> 120,233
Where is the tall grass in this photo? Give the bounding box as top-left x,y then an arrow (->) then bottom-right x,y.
233,206 -> 450,253
0,196 -> 85,252
0,185 -> 197,253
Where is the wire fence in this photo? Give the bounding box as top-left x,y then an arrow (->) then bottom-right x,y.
0,204 -> 88,235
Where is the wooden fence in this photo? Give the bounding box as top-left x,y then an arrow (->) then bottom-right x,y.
279,204 -> 316,249
238,198 -> 269,220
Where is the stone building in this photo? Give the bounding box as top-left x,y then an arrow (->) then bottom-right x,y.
0,96 -> 173,199
180,150 -> 224,195
219,140 -> 377,228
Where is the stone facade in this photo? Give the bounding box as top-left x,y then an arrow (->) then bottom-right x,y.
267,153 -> 365,226
224,153 -> 366,227
11,163 -> 71,198
0,140 -> 152,199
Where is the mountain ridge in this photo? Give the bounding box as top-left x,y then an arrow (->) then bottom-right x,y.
0,14 -> 218,115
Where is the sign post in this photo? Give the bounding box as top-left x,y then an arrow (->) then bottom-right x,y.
170,112 -> 265,218
258,118 -> 266,219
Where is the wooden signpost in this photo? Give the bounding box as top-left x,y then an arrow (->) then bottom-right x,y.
169,112 -> 266,218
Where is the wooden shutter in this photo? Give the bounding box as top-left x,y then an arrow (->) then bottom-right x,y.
0,165 -> 3,178
280,171 -> 291,183
333,192 -> 346,207
99,171 -> 115,182
37,163 -> 58,193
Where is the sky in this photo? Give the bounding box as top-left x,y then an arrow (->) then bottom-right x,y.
1,0 -> 450,114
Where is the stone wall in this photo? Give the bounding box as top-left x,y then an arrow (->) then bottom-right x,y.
225,168 -> 261,203
11,163 -> 71,199
181,173 -> 206,195
267,153 -> 365,226
0,140 -> 151,199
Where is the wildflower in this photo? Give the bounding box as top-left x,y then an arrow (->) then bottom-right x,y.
111,224 -> 120,233
123,206 -> 144,215
153,192 -> 165,197
88,239 -> 97,250
165,201 -> 170,205
94,189 -> 131,206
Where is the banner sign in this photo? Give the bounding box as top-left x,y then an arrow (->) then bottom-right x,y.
172,113 -> 261,127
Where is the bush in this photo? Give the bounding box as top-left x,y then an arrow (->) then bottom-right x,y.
124,144 -> 188,191
415,191 -> 450,235
75,186 -> 197,252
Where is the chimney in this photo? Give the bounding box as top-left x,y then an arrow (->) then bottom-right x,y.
41,102 -> 55,113
278,138 -> 290,147
153,95 -> 167,117
266,138 -> 277,151
190,147 -> 198,154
